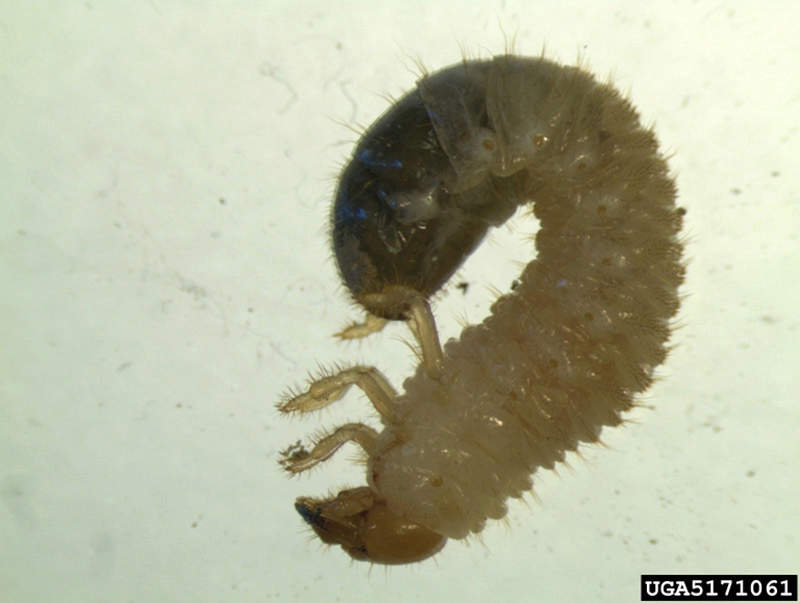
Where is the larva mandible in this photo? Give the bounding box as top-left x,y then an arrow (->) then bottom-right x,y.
278,53 -> 685,565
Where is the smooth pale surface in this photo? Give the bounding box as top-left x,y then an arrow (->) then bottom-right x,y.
2,2 -> 798,602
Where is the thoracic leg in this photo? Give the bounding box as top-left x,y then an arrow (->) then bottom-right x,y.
279,423 -> 378,474
335,313 -> 388,340
278,365 -> 398,422
356,286 -> 445,379
405,296 -> 444,378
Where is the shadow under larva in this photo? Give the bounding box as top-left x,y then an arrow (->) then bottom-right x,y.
278,53 -> 685,565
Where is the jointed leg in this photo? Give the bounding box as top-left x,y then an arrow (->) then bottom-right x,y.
279,422 -> 378,474
335,313 -> 388,340
278,365 -> 398,422
356,287 -> 445,379
405,296 -> 444,379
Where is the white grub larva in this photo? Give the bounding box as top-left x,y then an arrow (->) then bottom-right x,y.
278,54 -> 685,564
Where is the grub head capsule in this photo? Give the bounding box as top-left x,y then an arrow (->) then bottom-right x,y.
295,488 -> 446,564
331,61 -> 521,319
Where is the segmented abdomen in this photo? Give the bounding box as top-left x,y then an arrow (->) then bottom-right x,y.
369,56 -> 685,539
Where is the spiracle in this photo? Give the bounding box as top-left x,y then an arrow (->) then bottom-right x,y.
278,54 -> 685,565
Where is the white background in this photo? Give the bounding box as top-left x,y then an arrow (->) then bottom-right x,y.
2,2 -> 798,601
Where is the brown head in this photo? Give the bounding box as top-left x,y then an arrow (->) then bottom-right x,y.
294,487 -> 446,565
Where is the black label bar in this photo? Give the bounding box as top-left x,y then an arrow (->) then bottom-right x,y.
641,575 -> 797,601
